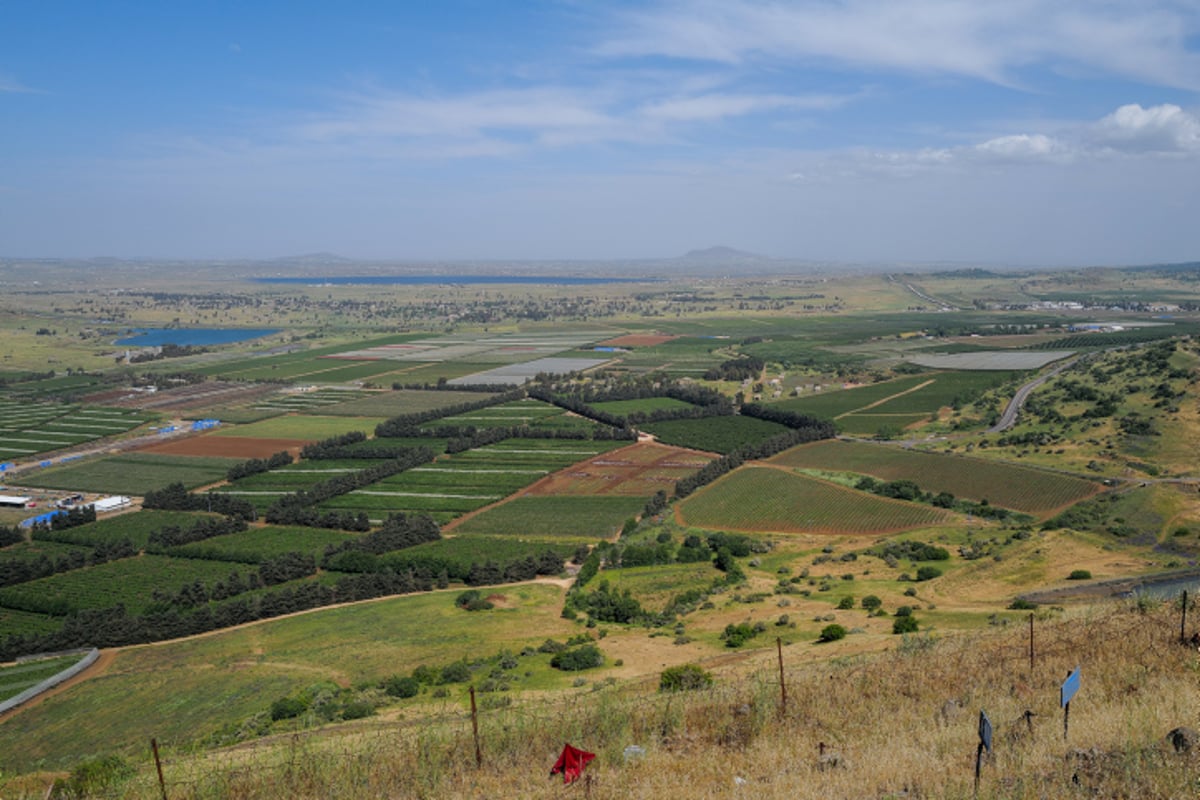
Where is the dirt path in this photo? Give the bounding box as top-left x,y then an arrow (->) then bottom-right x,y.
836,378 -> 936,418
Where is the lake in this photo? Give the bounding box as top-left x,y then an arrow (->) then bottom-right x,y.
113,328 -> 281,346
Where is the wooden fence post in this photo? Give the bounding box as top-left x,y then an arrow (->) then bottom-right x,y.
150,738 -> 168,800
777,637 -> 787,718
469,686 -> 482,768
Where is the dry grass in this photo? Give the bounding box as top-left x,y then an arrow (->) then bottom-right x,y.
33,600 -> 1200,799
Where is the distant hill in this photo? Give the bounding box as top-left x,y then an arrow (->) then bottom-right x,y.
678,246 -> 769,262
265,252 -> 356,265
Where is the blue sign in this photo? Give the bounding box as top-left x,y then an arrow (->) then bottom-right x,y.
1061,666 -> 1081,708
978,710 -> 993,753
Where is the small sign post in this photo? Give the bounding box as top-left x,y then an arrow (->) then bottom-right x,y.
1061,666 -> 1080,741
975,710 -> 992,797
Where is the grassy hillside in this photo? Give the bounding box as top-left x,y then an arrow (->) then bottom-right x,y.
9,601 -> 1200,798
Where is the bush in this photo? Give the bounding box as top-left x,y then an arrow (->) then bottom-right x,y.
270,696 -> 308,721
383,675 -> 420,698
341,699 -> 375,720
455,589 -> 494,611
659,663 -> 714,692
51,755 -> 134,798
1008,598 -> 1038,610
915,566 -> 943,582
440,661 -> 472,684
551,645 -> 604,671
892,615 -> 919,634
818,624 -> 847,642
1067,569 -> 1092,580
861,595 -> 882,611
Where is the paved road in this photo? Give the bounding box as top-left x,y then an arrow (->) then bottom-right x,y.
987,355 -> 1081,433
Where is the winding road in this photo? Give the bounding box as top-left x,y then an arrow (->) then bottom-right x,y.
986,354 -> 1082,433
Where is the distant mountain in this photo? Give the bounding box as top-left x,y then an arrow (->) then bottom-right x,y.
678,246 -> 769,262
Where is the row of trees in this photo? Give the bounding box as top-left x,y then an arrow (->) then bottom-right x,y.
375,389 -> 524,437
143,483 -> 257,521
226,450 -> 293,481
674,423 -> 835,499
0,538 -> 136,588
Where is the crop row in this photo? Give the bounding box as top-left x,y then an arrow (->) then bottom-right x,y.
768,440 -> 1099,514
677,466 -> 951,534
17,453 -> 239,494
0,554 -> 247,616
640,415 -> 790,454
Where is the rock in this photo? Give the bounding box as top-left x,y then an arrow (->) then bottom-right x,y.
938,699 -> 962,724
1166,727 -> 1199,753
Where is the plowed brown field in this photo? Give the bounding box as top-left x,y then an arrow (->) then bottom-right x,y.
137,436 -> 310,459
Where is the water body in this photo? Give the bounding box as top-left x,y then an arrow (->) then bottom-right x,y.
253,275 -> 645,286
114,328 -> 280,346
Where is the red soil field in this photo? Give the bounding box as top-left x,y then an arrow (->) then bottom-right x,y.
136,436 -> 311,459
525,441 -> 712,496
596,334 -> 679,347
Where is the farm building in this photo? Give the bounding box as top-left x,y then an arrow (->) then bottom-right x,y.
0,495 -> 33,509
91,496 -> 132,513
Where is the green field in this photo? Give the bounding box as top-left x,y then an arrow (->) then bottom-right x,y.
834,413 -> 933,436
640,415 -> 788,453
385,536 -> 577,574
169,526 -> 362,563
213,415 -> 387,439
0,402 -> 154,460
0,607 -> 63,637
321,389 -> 499,417
248,387 -> 366,413
600,561 -> 721,611
14,453 -> 240,493
678,466 -> 952,534
450,495 -> 646,541
0,554 -> 243,616
773,375 -> 932,419
0,539 -> 93,566
431,398 -> 595,431
612,336 -> 728,376
31,510 -> 208,549
769,440 -> 1100,514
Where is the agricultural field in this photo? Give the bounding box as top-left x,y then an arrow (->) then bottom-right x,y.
31,510 -> 207,549
319,389 -> 499,417
0,607 -> 61,637
430,398 -> 592,430
449,495 -> 646,541
212,459 -> 396,511
384,536 -> 577,575
168,526 -> 362,564
14,453 -> 240,494
0,402 -> 154,461
192,334 -> 431,381
213,415 -> 387,440
773,374 -> 937,419
248,387 -> 366,413
526,441 -> 713,497
640,415 -> 789,453
833,413 -> 932,437
0,554 -> 251,616
0,539 -> 93,566
677,466 -> 952,534
319,439 -> 628,524
137,435 -> 312,459
609,336 -> 730,376
589,397 -> 698,416
599,561 -> 722,612
769,440 -> 1102,515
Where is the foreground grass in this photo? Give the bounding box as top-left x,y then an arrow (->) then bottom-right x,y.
12,601 -> 1200,798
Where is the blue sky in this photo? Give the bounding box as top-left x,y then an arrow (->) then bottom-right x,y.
2,1 -> 1199,265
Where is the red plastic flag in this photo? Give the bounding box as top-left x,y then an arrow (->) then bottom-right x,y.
550,743 -> 595,784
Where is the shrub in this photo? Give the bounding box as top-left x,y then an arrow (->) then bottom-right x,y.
1067,569 -> 1092,580
341,700 -> 375,720
455,589 -> 494,611
721,623 -> 760,648
659,663 -> 714,692
861,595 -> 882,611
915,566 -> 943,581
893,615 -> 919,634
1008,598 -> 1038,610
383,676 -> 420,698
440,661 -> 471,684
51,756 -> 134,797
818,624 -> 847,642
270,696 -> 307,721
894,605 -> 913,617
836,595 -> 855,610
551,645 -> 604,671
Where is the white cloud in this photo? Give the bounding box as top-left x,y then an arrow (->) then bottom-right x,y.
639,92 -> 845,122
974,133 -> 1064,161
1091,103 -> 1200,153
598,0 -> 1200,90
